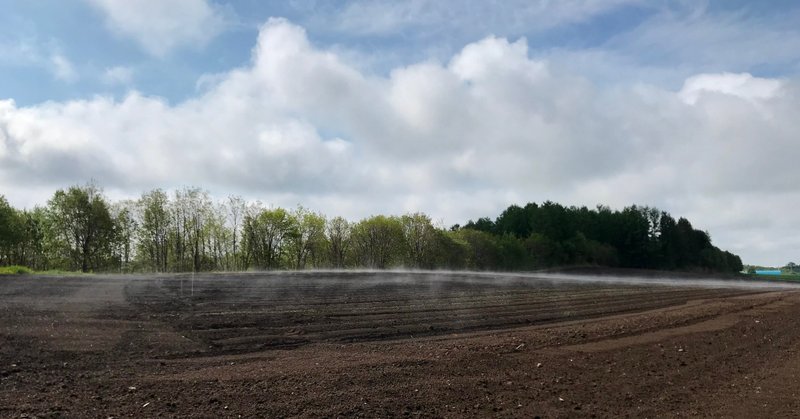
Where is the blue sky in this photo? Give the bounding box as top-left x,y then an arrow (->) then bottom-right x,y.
1,0 -> 800,265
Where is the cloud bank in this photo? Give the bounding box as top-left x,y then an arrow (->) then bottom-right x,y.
1,18 -> 798,265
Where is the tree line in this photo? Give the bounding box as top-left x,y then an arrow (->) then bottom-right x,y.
460,202 -> 742,273
0,184 -> 742,274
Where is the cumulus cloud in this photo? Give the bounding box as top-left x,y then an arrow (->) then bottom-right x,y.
1,18 -> 799,265
87,0 -> 228,57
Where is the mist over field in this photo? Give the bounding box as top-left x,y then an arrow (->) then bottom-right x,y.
3,268 -> 799,416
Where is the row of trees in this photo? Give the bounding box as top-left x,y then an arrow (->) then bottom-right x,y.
0,184 -> 743,273
461,202 -> 743,273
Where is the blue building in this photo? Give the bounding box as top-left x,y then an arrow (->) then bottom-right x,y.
755,270 -> 782,276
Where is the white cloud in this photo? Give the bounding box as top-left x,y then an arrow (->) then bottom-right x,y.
0,39 -> 79,83
101,66 -> 134,85
1,19 -> 799,266
50,54 -> 78,82
87,0 -> 228,57
679,73 -> 783,105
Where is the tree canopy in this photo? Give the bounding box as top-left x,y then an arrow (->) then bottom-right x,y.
0,185 -> 743,274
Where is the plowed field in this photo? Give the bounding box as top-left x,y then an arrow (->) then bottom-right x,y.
2,271 -> 799,417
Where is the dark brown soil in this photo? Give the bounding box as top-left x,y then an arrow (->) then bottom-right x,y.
1,271 -> 799,418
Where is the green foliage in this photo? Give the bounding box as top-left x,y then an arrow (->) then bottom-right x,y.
0,265 -> 33,275
452,229 -> 501,270
432,230 -> 468,269
46,184 -> 116,272
138,189 -> 171,272
14,208 -> 48,270
401,213 -> 439,268
351,215 -> 405,269
778,273 -> 800,282
242,206 -> 296,270
0,184 -> 745,274
287,206 -> 326,269
467,202 -> 743,273
326,216 -> 351,268
0,196 -> 23,264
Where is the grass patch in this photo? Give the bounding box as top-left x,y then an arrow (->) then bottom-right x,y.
35,269 -> 88,276
778,273 -> 800,282
750,273 -> 800,282
0,265 -> 34,275
0,266 -> 87,276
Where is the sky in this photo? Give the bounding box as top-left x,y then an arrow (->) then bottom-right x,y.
1,0 -> 799,266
